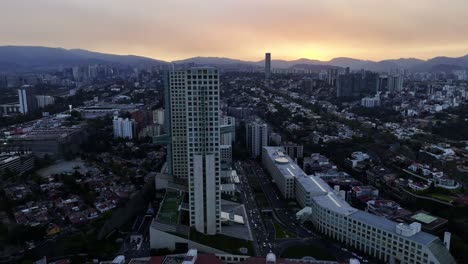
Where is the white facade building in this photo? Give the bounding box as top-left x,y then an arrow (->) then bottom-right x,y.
35,95 -> 55,108
361,96 -> 381,108
347,151 -> 371,168
168,68 -> 221,235
263,150 -> 457,264
246,120 -> 268,158
153,108 -> 165,125
220,116 -> 235,145
262,147 -> 296,199
113,117 -> 135,139
18,88 -> 37,114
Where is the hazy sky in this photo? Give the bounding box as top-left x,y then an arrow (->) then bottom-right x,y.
1,0 -> 468,61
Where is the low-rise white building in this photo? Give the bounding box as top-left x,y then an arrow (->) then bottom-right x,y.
265,149 -> 455,264
347,151 -> 370,168
0,152 -> 35,176
361,96 -> 381,108
262,147 -> 296,199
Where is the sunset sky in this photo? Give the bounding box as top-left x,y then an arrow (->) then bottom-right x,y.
1,0 -> 468,61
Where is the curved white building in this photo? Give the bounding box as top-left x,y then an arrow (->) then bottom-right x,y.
262,147 -> 455,264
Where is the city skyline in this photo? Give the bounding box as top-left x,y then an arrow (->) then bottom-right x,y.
1,1 -> 468,62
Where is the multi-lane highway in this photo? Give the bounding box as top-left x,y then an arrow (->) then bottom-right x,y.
237,160 -> 371,263
241,161 -> 314,238
235,162 -> 273,256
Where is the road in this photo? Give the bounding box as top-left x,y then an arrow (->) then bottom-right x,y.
117,215 -> 153,259
241,160 -> 314,238
235,161 -> 272,256
238,160 -> 373,263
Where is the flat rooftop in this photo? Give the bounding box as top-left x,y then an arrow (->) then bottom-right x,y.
399,211 -> 449,232
350,210 -> 437,245
411,212 -> 437,224
265,147 -> 357,216
312,191 -> 357,216
157,191 -> 183,224
263,147 -> 307,179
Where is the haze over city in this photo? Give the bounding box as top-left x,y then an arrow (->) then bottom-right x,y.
1,1 -> 468,264
1,0 -> 468,61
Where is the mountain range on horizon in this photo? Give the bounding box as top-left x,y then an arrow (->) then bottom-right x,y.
1,45 -> 468,73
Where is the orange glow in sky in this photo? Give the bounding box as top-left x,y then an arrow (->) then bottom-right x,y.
1,0 -> 468,61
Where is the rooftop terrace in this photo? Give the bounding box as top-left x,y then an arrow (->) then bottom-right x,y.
157,191 -> 183,224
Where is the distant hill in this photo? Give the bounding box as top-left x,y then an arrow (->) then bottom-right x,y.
290,64 -> 342,72
172,56 -> 251,65
327,57 -> 373,69
253,58 -> 323,69
0,46 -> 168,72
411,63 -> 466,73
409,55 -> 468,72
0,45 -> 467,73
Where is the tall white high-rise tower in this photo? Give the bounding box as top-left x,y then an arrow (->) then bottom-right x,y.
168,67 -> 221,235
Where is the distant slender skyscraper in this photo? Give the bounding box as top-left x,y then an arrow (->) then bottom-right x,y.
168,67 -> 221,235
265,52 -> 271,79
18,87 -> 37,114
327,69 -> 338,87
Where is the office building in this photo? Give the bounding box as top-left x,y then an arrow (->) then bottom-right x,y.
35,95 -> 55,108
282,142 -> 304,159
302,79 -> 317,95
0,103 -> 21,115
246,120 -> 268,158
0,151 -> 34,177
361,96 -> 381,108
378,75 -> 389,92
262,147 -> 297,199
337,72 -> 379,98
139,124 -> 162,138
262,150 -> 455,264
388,75 -> 403,93
265,53 -> 271,79
327,69 -> 338,87
168,68 -> 221,235
113,117 -> 135,139
18,87 -> 37,114
8,121 -> 87,158
131,110 -> 149,136
220,116 -> 235,145
153,108 -> 165,125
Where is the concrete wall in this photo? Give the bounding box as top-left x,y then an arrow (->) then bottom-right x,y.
149,227 -> 229,255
